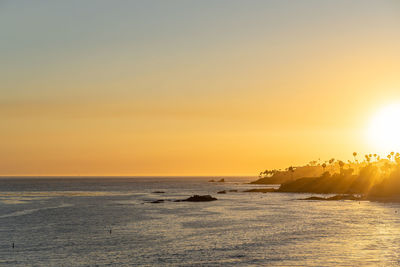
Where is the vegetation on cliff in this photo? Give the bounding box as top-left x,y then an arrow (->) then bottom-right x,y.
254,152 -> 400,200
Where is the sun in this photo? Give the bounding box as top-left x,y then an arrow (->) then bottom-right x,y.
367,103 -> 400,153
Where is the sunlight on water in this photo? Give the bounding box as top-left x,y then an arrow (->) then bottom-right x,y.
0,177 -> 400,266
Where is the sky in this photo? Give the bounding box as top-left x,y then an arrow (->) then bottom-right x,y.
1,0 -> 400,176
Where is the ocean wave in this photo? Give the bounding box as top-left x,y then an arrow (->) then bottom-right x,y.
0,203 -> 73,219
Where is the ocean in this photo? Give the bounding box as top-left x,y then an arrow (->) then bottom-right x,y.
0,177 -> 400,266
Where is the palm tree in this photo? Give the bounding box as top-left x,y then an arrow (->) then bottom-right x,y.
338,160 -> 345,172
395,154 -> 400,165
353,152 -> 357,162
288,166 -> 295,180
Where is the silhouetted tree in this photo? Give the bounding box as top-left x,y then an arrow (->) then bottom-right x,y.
322,163 -> 327,172
353,152 -> 357,162
288,166 -> 295,179
338,160 -> 345,173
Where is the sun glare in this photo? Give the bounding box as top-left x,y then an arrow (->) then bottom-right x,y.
367,103 -> 400,153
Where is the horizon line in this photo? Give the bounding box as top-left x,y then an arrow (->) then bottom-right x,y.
0,175 -> 256,178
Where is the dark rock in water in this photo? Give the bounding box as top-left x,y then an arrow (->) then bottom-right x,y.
150,199 -> 165,203
208,179 -> 215,182
217,190 -> 226,194
301,196 -> 326,201
175,195 -> 217,202
152,191 -> 165,194
217,178 -> 225,182
327,195 -> 362,201
300,194 -> 363,201
228,189 -> 238,192
186,195 -> 217,201
243,188 -> 276,193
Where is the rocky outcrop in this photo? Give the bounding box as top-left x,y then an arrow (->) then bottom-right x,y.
175,195 -> 217,202
243,188 -> 276,193
150,199 -> 165,203
299,195 -> 363,201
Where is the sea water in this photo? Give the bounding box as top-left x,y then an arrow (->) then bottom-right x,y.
0,177 -> 400,266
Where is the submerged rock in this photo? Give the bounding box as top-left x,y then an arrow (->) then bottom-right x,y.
229,189 -> 238,192
186,195 -> 217,201
152,191 -> 165,194
208,179 -> 215,182
150,199 -> 165,204
300,194 -> 363,201
327,195 -> 362,201
217,190 -> 226,194
243,188 -> 276,193
300,196 -> 326,201
217,178 -> 225,183
175,195 -> 217,202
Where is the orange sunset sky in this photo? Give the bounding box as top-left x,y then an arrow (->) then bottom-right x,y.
1,1 -> 400,176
